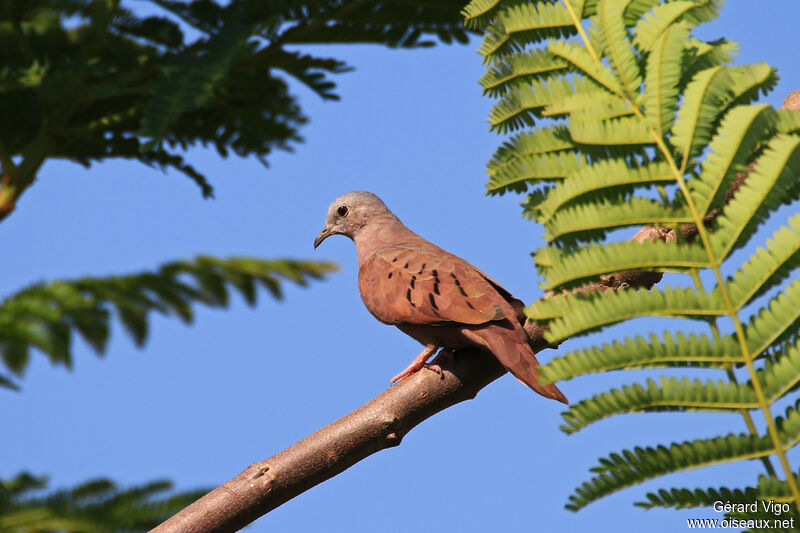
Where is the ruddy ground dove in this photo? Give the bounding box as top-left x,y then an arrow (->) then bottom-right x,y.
314,191 -> 567,403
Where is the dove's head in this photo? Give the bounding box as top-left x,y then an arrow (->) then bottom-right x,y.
314,190 -> 398,248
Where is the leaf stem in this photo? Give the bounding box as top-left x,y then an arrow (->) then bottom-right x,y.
689,270 -> 777,477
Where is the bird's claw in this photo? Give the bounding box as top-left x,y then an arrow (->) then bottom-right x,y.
390,363 -> 443,385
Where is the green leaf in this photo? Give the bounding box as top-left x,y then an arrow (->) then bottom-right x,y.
479,1 -> 579,62
462,0 -> 523,30
486,151 -> 587,195
548,38 -> 624,96
543,196 -> 692,244
487,125 -> 576,185
480,48 -> 568,97
776,108 -> 800,134
709,133 -> 800,259
569,113 -> 654,145
727,212 -> 800,308
489,76 -> 579,133
632,0 -> 713,51
542,84 -> 630,118
529,287 -> 726,343
0,473 -> 208,532
598,0 -> 642,97
744,278 -> 800,359
0,257 -> 337,383
540,331 -> 743,383
566,431 -> 779,511
681,37 -> 738,84
691,104 -> 776,219
536,159 -> 674,220
759,338 -> 800,405
535,240 -> 709,289
636,485 -> 760,509
138,20 -> 253,152
561,342 -> 800,433
671,64 -> 778,167
644,22 -> 689,133
0,373 -> 20,391
561,376 -> 759,434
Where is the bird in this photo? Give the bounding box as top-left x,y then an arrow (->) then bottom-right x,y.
314,191 -> 567,404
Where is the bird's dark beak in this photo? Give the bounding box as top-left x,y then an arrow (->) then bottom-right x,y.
314,226 -> 333,249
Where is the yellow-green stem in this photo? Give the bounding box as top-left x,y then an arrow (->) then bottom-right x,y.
562,0 -> 799,507
689,270 -> 777,477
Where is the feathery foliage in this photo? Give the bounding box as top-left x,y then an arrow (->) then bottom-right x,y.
467,0 -> 800,520
0,257 -> 336,390
0,472 -> 207,532
0,0 -> 471,219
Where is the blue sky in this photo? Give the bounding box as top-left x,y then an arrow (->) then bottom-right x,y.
2,1 -> 800,531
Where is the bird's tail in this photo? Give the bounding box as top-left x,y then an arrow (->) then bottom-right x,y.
463,326 -> 568,404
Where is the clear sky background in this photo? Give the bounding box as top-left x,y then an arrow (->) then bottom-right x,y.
2,1 -> 800,531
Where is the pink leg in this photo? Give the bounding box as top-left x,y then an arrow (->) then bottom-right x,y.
390,344 -> 439,384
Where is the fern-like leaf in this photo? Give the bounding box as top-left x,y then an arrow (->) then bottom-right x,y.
535,240 -> 709,289
671,64 -> 777,167
743,278 -> 800,359
727,212 -> 800,309
0,473 -> 207,532
643,21 -> 689,134
540,331 -> 743,383
709,133 -> 800,259
570,113 -> 654,145
566,424 -> 797,511
478,0 -> 800,516
691,103 -> 776,219
543,196 -> 692,244
598,0 -> 642,97
632,0 -> 712,52
487,151 -> 587,195
479,1 -> 579,62
480,48 -> 568,96
0,257 -> 336,383
138,21 -> 253,152
536,159 -> 674,220
530,287 -> 726,342
562,376 -> 759,434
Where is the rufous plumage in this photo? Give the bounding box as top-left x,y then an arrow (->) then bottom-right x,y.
314,191 -> 567,404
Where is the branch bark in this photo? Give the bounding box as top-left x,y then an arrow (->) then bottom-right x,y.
152,90 -> 800,533
151,348 -> 507,533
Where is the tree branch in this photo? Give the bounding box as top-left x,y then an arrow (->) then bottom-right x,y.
152,90 -> 800,533
151,348 -> 507,533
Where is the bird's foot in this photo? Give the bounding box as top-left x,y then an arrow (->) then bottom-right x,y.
390,344 -> 439,385
390,363 -> 442,384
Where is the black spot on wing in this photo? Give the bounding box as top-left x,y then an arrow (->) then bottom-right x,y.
428,293 -> 439,310
417,263 -> 426,274
466,301 -> 475,309
458,286 -> 468,297
387,272 -> 393,279
433,281 -> 440,295
404,262 -> 409,269
410,275 -> 416,289
406,288 -> 415,307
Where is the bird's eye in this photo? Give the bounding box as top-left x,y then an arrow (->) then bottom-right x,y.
337,205 -> 349,217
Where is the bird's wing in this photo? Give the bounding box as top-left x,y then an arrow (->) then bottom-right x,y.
358,245 -> 507,326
